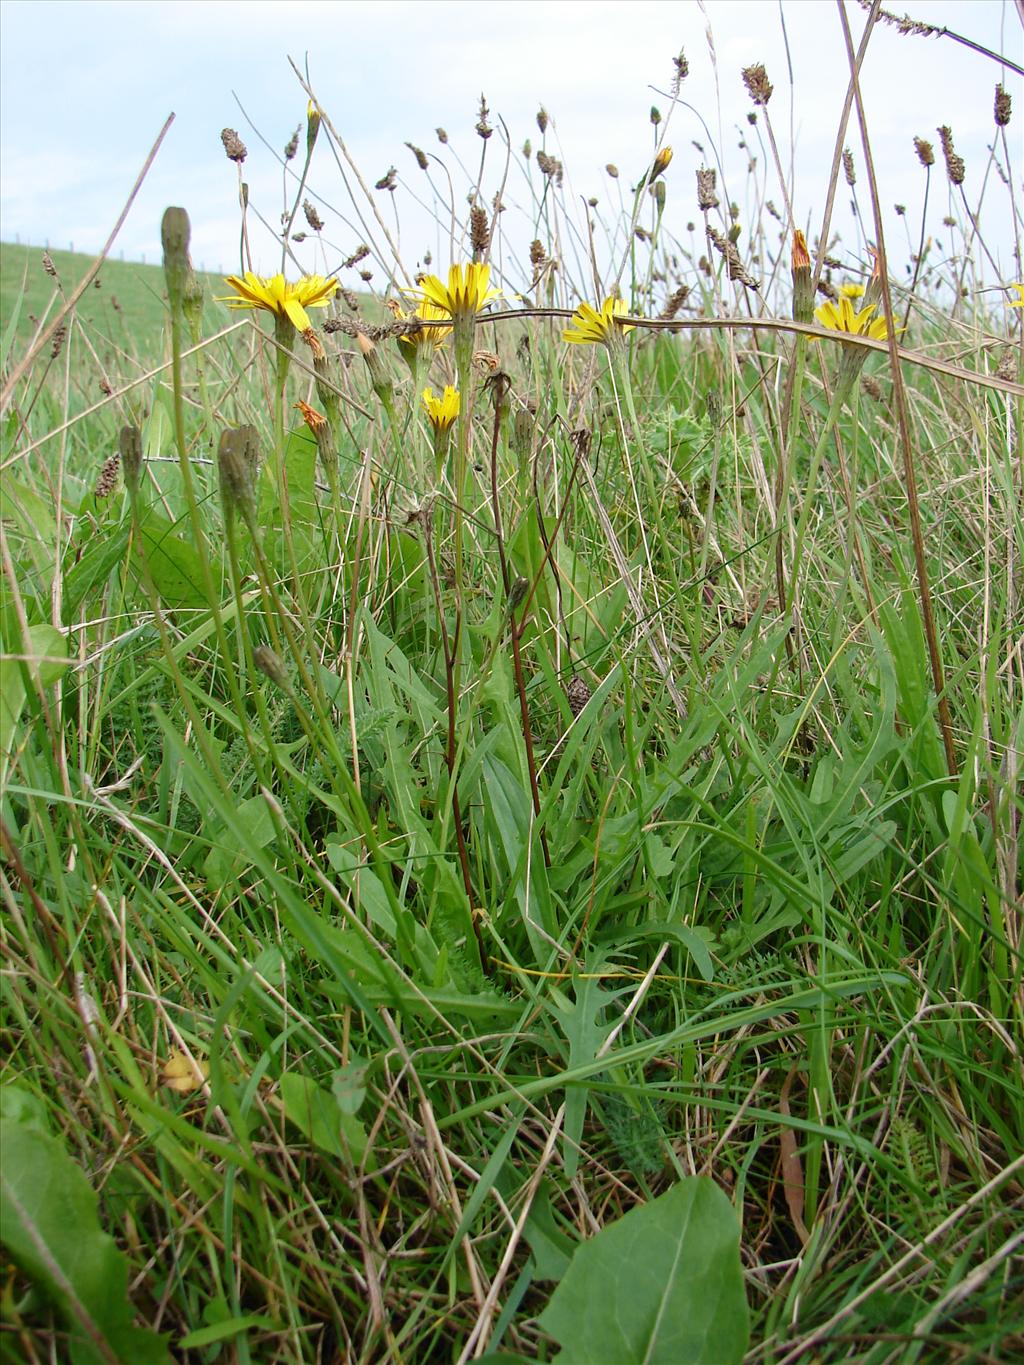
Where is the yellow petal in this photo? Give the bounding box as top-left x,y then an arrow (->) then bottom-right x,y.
161,1049 -> 209,1094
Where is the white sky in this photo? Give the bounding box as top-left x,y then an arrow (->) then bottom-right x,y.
1,0 -> 1021,293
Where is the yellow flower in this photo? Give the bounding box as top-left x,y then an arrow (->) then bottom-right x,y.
422,385 -> 460,431
392,298 -> 452,354
409,263 -> 502,320
1007,282 -> 1024,308
814,296 -> 895,341
219,272 -> 338,332
839,282 -> 865,299
563,296 -> 635,346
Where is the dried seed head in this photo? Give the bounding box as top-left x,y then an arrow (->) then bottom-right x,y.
375,166 -> 398,192
50,322 -> 67,359
658,284 -> 690,320
292,232 -> 307,243
635,225 -> 649,242
707,226 -> 759,289
842,147 -> 856,186
470,204 -> 490,259
301,327 -> 325,362
294,399 -> 327,434
522,138 -> 532,159
861,374 -> 883,400
42,251 -> 58,278
606,163 -> 619,178
650,105 -> 662,126
359,269 -> 372,282
894,203 -> 906,216
220,128 -> 247,163
529,239 -> 546,270
537,105 -> 549,133
284,126 -> 300,161
536,150 -> 561,181
913,136 -> 935,167
405,141 -> 429,170
341,287 -> 360,312
303,199 -> 324,231
994,84 -> 1012,127
742,63 -> 773,106
566,674 -> 592,717
93,452 -> 120,499
696,166 -> 719,210
937,125 -> 965,184
436,127 -> 448,144
343,244 -> 370,269
476,93 -> 492,139
671,49 -> 689,95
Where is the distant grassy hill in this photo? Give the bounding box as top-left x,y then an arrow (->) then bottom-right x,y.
1,242 -> 227,361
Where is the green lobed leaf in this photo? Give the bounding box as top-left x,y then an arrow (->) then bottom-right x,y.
538,1176 -> 748,1365
0,1110 -> 172,1365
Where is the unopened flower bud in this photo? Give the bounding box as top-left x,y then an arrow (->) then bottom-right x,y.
306,101 -> 320,155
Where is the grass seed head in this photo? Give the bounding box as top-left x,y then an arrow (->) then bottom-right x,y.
476,94 -> 493,139
284,126 -> 300,161
375,166 -> 397,192
696,166 -> 719,209
842,147 -> 856,186
937,125 -> 965,184
42,251 -> 58,278
50,322 -> 67,359
913,136 -> 935,167
671,49 -> 689,94
220,128 -> 247,163
742,63 -> 773,106
470,205 -> 490,260
606,163 -> 619,178
406,142 -> 429,170
93,452 -> 120,499
994,84 -> 1012,127
303,199 -> 324,231
537,105 -> 549,133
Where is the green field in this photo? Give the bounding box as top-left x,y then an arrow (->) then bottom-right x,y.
2,77 -> 1023,1365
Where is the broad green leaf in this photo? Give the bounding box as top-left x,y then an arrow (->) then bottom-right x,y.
1,623 -> 69,768
278,1073 -> 367,1165
203,792 -> 277,887
136,512 -> 209,609
538,1177 -> 748,1365
0,1115 -> 172,1365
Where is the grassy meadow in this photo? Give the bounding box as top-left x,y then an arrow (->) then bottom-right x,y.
1,32 -> 1023,1365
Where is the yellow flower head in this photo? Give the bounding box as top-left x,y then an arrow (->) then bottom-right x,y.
814,296 -> 896,341
392,298 -> 453,355
409,263 -> 502,321
422,385 -> 460,432
220,272 -> 338,332
563,295 -> 635,346
1007,282 -> 1024,308
839,282 -> 866,299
